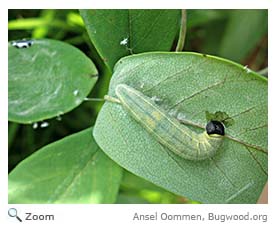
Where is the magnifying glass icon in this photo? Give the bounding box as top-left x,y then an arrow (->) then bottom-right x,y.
8,208 -> 22,222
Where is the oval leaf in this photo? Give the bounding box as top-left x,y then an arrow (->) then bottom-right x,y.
9,128 -> 123,204
8,39 -> 98,124
94,52 -> 267,203
80,9 -> 181,70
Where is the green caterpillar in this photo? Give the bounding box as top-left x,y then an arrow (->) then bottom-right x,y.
105,84 -> 225,161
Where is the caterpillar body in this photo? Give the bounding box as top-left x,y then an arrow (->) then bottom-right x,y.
106,84 -> 225,161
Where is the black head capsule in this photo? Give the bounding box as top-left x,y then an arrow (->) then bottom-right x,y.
11,40 -> 33,49
206,121 -> 225,136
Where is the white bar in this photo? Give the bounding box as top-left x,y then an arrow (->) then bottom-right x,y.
2,204 -> 271,226
4,0 -> 272,9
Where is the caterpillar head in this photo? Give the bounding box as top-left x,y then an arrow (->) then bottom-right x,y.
206,121 -> 225,136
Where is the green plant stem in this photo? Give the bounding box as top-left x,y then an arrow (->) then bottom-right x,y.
175,9 -> 187,52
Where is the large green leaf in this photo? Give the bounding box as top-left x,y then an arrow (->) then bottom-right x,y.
8,39 -> 98,124
80,9 -> 181,71
94,52 -> 267,203
9,128 -> 123,203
